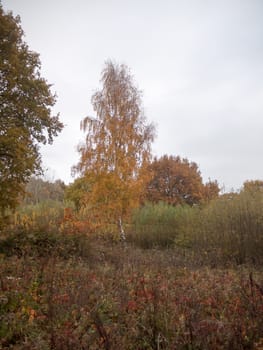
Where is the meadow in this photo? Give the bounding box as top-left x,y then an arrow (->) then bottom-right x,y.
0,191 -> 263,349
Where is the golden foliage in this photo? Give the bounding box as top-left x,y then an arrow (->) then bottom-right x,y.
73,61 -> 155,230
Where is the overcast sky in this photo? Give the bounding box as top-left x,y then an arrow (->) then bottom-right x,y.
2,0 -> 263,191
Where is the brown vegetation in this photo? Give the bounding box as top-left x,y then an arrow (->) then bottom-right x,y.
1,187 -> 263,349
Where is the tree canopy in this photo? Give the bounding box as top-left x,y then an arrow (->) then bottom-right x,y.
0,5 -> 63,216
242,180 -> 263,194
65,177 -> 90,211
73,61 -> 155,237
145,155 -> 219,206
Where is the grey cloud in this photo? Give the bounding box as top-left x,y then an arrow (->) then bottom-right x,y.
2,0 -> 263,189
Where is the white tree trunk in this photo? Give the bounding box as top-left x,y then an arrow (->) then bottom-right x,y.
118,217 -> 126,242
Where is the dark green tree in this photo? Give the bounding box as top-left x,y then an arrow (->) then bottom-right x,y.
0,5 -> 63,217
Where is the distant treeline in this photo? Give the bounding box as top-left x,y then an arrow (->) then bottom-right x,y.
23,177 -> 66,205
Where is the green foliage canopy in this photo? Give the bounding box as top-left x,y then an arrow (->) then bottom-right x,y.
65,177 -> 90,210
0,5 -> 63,215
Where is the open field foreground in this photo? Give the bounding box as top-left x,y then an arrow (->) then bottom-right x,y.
1,237 -> 263,350
1,3 -> 263,349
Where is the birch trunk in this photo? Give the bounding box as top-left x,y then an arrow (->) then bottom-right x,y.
118,217 -> 126,242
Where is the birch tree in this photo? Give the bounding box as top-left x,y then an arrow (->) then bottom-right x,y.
73,61 -> 155,239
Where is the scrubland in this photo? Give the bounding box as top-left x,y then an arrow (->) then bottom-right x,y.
0,191 -> 263,349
